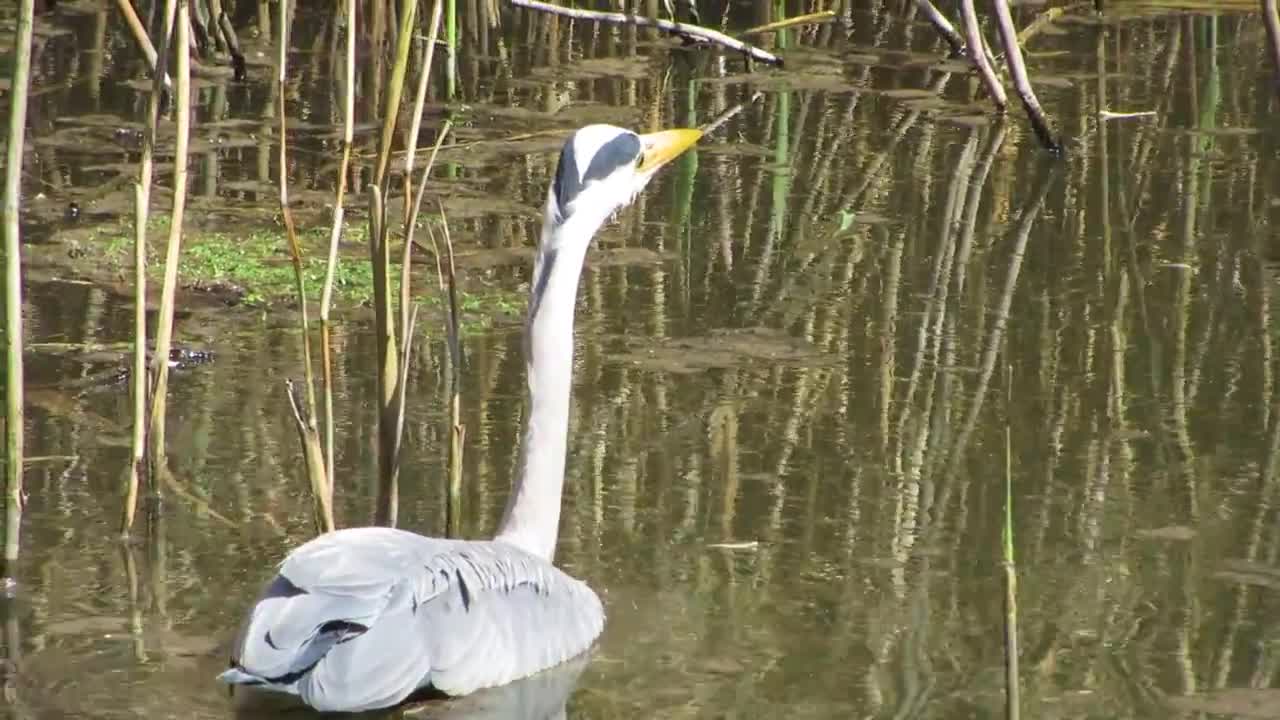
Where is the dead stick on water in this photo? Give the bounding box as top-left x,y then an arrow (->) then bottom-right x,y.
111,0 -> 228,80
914,0 -> 967,56
959,0 -> 1007,108
989,0 -> 1061,152
111,0 -> 172,88
507,0 -> 783,67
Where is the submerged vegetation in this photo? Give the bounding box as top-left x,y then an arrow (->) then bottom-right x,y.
45,219 -> 522,321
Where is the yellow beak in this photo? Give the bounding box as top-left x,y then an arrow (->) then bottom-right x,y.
636,128 -> 703,174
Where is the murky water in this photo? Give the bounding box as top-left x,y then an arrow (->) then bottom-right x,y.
4,1 -> 1280,718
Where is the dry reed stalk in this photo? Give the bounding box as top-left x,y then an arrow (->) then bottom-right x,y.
146,0 -> 193,485
2,0 -> 35,585
122,0 -> 177,537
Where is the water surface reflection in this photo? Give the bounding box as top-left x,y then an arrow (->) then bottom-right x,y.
4,2 -> 1280,719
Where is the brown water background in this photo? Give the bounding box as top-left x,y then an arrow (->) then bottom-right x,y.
3,1 -> 1280,718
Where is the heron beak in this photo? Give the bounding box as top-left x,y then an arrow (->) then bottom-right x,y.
637,128 -> 703,174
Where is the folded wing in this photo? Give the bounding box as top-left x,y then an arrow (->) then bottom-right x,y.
222,527 -> 604,713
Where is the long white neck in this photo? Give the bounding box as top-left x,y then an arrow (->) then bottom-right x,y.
494,206 -> 597,562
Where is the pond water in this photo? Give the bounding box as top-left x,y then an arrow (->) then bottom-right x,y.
4,1 -> 1280,718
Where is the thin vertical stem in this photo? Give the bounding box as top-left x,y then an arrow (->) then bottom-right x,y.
436,208 -> 465,539
2,0 -> 35,584
318,0 -> 358,495
447,0 -> 458,98
402,0 -> 445,226
279,0 -> 334,534
1003,363 -> 1020,720
123,0 -> 175,536
374,0 -> 418,189
147,0 -> 192,481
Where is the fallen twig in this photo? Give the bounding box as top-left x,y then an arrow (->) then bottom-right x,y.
507,0 -> 783,67
706,541 -> 760,551
915,0 -> 966,56
739,11 -> 835,38
959,0 -> 1007,108
1099,109 -> 1157,121
990,0 -> 1061,152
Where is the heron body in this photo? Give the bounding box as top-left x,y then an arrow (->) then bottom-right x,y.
219,124 -> 702,712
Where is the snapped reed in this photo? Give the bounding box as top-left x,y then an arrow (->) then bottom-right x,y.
277,0 -> 334,534
429,206 -> 465,538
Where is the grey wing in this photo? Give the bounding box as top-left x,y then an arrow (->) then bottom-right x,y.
410,541 -> 604,697
223,527 -> 604,713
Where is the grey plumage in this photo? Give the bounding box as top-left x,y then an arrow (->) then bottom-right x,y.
221,528 -> 603,712
220,124 -> 701,714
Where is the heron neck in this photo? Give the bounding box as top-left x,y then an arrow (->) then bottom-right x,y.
495,219 -> 591,562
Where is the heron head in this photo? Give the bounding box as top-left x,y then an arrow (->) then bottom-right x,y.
545,124 -> 702,243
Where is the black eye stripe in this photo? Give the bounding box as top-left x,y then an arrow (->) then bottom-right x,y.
582,132 -> 641,185
552,131 -> 641,219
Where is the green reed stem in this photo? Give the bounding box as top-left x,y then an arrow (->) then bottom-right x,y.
446,0 -> 457,98
2,0 -> 35,584
771,0 -> 788,49
370,0 -> 417,527
375,0 -> 417,189
1004,362 -> 1020,720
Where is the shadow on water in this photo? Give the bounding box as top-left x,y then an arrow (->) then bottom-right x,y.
4,0 -> 1280,718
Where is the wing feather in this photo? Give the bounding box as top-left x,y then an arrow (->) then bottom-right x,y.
222,527 -> 604,713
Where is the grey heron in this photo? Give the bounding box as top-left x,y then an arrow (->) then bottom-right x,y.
218,124 -> 703,713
